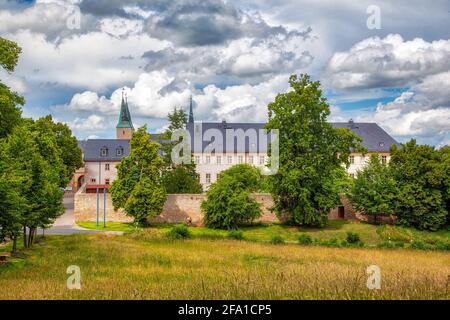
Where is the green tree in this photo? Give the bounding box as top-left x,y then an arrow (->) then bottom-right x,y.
159,107 -> 202,193
162,166 -> 202,194
33,116 -> 83,186
265,74 -> 364,227
201,165 -> 262,229
111,126 -> 166,225
348,154 -> 398,224
0,37 -> 23,138
390,140 -> 448,231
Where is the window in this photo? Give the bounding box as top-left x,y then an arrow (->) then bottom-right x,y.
238,155 -> 243,164
194,156 -> 200,164
227,155 -> 233,164
259,156 -> 265,165
247,155 -> 253,164
90,178 -> 96,183
216,156 -> 222,164
116,147 -> 123,156
105,163 -> 110,171
349,173 -> 355,179
379,142 -> 385,147
205,173 -> 211,184
216,173 -> 220,181
105,179 -> 110,185
100,147 -> 108,157
381,155 -> 387,164
349,155 -> 355,164
205,156 -> 211,164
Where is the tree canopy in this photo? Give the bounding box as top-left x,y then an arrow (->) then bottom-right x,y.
111,126 -> 166,225
265,74 -> 364,227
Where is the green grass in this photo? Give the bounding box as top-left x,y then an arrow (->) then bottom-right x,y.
77,221 -> 137,232
0,232 -> 449,299
77,220 -> 450,249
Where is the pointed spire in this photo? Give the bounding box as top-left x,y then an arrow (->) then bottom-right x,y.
117,88 -> 134,129
188,95 -> 194,123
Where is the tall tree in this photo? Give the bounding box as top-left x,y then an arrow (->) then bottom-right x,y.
265,74 -> 364,227
390,140 -> 448,231
0,37 -> 23,138
348,154 -> 398,224
160,107 -> 202,193
111,126 -> 166,225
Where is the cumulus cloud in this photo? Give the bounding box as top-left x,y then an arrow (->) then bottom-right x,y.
326,34 -> 450,90
66,71 -> 290,122
67,114 -> 108,131
355,71 -> 450,146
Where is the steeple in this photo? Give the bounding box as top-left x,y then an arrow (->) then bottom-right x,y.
116,89 -> 135,139
188,95 -> 194,123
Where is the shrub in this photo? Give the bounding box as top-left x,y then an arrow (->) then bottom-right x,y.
228,230 -> 245,241
319,237 -> 341,247
167,224 -> 191,240
202,173 -> 262,229
298,233 -> 313,245
346,231 -> 361,244
270,235 -> 285,245
435,241 -> 450,251
410,240 -> 430,250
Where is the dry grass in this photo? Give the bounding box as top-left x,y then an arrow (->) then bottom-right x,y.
0,232 -> 449,300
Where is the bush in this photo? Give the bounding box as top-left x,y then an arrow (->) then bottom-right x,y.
270,235 -> 285,245
167,224 -> 191,240
410,240 -> 430,250
346,231 -> 361,244
298,233 -> 313,245
202,172 -> 262,229
319,237 -> 341,247
228,230 -> 245,240
435,241 -> 450,251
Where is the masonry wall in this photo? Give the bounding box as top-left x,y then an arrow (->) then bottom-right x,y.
74,192 -> 358,225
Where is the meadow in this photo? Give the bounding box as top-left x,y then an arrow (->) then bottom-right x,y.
0,228 -> 449,300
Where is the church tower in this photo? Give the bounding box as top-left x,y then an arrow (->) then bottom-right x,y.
116,91 -> 134,140
188,95 -> 194,123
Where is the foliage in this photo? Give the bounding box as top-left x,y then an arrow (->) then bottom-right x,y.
265,74 -> 364,227
389,140 -> 448,231
111,126 -> 166,225
298,233 -> 313,245
346,231 -> 361,244
0,37 -> 23,139
270,235 -> 285,244
348,155 -> 398,223
218,164 -> 262,191
201,166 -> 262,229
167,224 -> 191,240
228,230 -> 245,240
162,165 -> 202,194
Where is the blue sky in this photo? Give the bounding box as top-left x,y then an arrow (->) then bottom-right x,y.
0,0 -> 449,146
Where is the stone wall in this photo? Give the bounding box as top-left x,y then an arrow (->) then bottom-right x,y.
74,192 -> 359,225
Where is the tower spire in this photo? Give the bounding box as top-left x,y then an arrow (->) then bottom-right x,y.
188,95 -> 194,123
116,88 -> 134,139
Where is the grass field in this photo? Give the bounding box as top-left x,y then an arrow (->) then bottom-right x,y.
77,220 -> 450,248
0,230 -> 449,300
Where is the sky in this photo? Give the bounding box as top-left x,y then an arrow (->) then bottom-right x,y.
0,0 -> 449,146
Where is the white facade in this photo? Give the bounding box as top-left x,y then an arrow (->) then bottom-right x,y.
84,161 -> 120,186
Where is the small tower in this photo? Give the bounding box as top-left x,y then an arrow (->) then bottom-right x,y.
116,90 -> 134,140
188,95 -> 194,123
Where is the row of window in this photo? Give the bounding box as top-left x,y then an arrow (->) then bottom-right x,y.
90,178 -> 110,185
194,155 -> 266,165
100,147 -> 124,157
349,155 -> 387,165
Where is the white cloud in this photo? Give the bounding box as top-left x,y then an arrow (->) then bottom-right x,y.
67,114 -> 108,131
66,71 -> 290,123
326,34 -> 450,89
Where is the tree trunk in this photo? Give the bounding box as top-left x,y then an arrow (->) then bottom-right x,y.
12,237 -> 17,253
23,226 -> 27,248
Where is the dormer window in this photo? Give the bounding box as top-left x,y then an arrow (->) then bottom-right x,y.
100,147 -> 108,157
116,147 -> 123,156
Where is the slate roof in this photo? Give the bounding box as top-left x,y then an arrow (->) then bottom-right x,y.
186,121 -> 400,153
83,139 -> 131,161
83,121 -> 399,161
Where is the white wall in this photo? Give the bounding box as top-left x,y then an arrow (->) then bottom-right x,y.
85,161 -> 120,185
